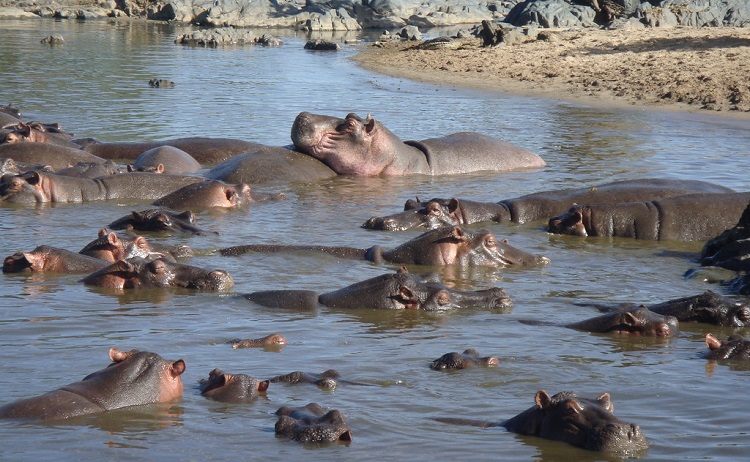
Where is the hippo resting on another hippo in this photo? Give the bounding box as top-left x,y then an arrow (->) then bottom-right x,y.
152,180 -> 254,210
522,305 -> 679,337
79,228 -> 192,263
290,112 -> 545,176
127,145 -> 201,175
245,269 -> 513,312
81,257 -> 234,291
363,179 -> 736,231
108,209 -> 211,236
275,402 -> 353,443
0,348 -> 185,421
0,142 -> 110,170
548,192 -> 750,241
3,245 -> 108,273
435,390 -> 648,453
222,226 -> 549,269
199,368 -> 269,403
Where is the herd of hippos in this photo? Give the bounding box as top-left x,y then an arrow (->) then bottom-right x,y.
2,102 -> 750,453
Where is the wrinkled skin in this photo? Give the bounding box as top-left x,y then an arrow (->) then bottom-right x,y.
700,200 -> 750,271
79,228 -> 190,263
108,209 -> 210,235
0,170 -> 203,204
585,290 -> 750,327
56,160 -> 120,179
363,179 -> 736,230
0,348 -> 185,421
3,245 -> 108,273
229,333 -> 287,349
430,349 -> 500,370
704,333 -> 750,360
81,257 -> 234,291
222,226 -> 549,269
566,305 -> 679,337
128,145 -> 201,175
152,180 -> 253,209
243,289 -> 321,311
0,142 -> 108,170
291,112 -> 545,176
275,403 -> 353,443
199,368 -> 269,403
436,390 -> 648,453
548,192 -> 750,241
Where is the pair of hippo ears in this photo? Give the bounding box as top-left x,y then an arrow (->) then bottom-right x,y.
535,390 -> 614,413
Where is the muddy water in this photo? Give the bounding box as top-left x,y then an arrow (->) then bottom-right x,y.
1,18 -> 749,461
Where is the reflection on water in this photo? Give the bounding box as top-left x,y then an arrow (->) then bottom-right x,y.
1,18 -> 750,462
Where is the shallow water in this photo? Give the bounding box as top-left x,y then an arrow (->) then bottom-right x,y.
1,18 -> 750,461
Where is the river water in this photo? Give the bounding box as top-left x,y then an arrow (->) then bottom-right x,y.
1,18 -> 749,461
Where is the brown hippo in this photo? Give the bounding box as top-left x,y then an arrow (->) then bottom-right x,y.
435,390 -> 648,453
152,180 -> 252,209
0,348 -> 186,421
704,333 -> 750,360
198,368 -> 269,403
363,179 -> 737,230
222,225 -> 549,268
229,333 -> 287,349
3,245 -> 108,273
81,257 -> 234,291
2,122 -> 79,148
127,145 -> 201,175
108,209 -> 211,235
79,228 -> 191,263
275,403 -> 353,443
0,142 -> 109,171
430,349 -> 500,370
290,112 -> 545,176
522,305 -> 679,337
548,192 -> 750,241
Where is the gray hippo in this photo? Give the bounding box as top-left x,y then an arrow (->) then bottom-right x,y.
56,160 -> 120,179
363,179 -> 737,231
198,368 -> 269,403
0,348 -> 185,421
430,349 -> 500,370
3,245 -> 108,273
222,225 -> 549,268
522,305 -> 679,337
108,209 -> 211,236
704,333 -> 750,360
0,170 -> 203,204
152,180 -> 253,210
435,390 -> 648,453
0,142 -> 109,171
229,333 -> 287,349
127,145 -> 201,175
275,403 -> 353,443
268,369 -> 360,390
81,257 -> 234,291
548,192 -> 750,241
290,112 -> 545,176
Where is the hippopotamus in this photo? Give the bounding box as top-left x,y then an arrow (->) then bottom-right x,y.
548,192 -> 750,241
79,137 -> 268,165
55,160 -> 120,179
243,269 -> 514,312
152,180 -> 253,209
582,290 -> 750,327
0,105 -> 22,126
108,209 -> 211,235
363,179 -> 737,231
79,228 -> 191,263
0,348 -> 186,421
699,201 -> 750,271
198,368 -> 269,403
430,349 -> 500,370
269,370 -> 345,390
0,170 -> 204,204
290,112 -> 545,176
2,122 -> 80,148
222,225 -> 549,268
435,390 -> 648,453
566,305 -> 679,337
3,245 -> 108,273
127,146 -> 201,175
0,142 -> 110,171
204,145 -> 337,185
81,257 -> 234,291
275,403 -> 353,443
704,333 -> 750,360
229,333 -> 287,349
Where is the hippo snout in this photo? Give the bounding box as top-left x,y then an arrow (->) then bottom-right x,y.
590,422 -> 649,453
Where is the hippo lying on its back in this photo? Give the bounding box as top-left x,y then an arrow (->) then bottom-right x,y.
435,390 -> 648,453
363,179 -> 736,231
291,112 -> 545,176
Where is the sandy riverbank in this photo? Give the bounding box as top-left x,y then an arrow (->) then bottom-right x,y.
353,26 -> 750,117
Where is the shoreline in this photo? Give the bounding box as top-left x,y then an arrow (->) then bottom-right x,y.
353,27 -> 750,121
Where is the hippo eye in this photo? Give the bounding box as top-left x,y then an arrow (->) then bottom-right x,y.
437,291 -> 451,306
484,236 -> 497,248
149,260 -> 167,274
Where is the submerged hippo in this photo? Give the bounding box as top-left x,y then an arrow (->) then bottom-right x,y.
152,180 -> 253,209
0,348 -> 186,421
522,305 -> 679,337
363,179 -> 736,230
81,257 -> 234,291
199,368 -> 269,403
268,369 -> 348,390
128,145 -> 201,175
582,290 -> 750,327
548,192 -> 750,241
244,269 -> 514,312
435,390 -> 648,453
79,228 -> 191,263
275,403 -> 353,443
430,349 -> 500,370
0,170 -> 203,204
222,225 -> 549,268
229,333 -> 287,349
3,245 -> 108,273
704,333 -> 750,360
108,209 -> 210,235
290,112 -> 545,176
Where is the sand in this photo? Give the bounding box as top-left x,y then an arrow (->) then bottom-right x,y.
353,26 -> 750,117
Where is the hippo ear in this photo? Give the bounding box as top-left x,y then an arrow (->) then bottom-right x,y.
397,266 -> 409,274
126,164 -> 135,172
596,393 -> 614,413
170,359 -> 186,378
107,232 -> 120,245
16,123 -> 31,137
705,333 -> 722,351
535,390 -> 552,409
133,236 -> 149,250
447,198 -> 460,213
238,184 -> 252,201
108,348 -> 134,363
258,380 -> 270,392
450,226 -> 467,241
398,286 -> 420,310
621,311 -> 640,326
156,164 -> 165,174
21,252 -> 41,269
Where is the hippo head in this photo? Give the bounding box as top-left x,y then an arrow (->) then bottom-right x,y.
79,228 -> 152,263
3,251 -> 33,272
199,368 -> 269,403
548,204 -> 590,236
363,198 -> 463,231
275,403 -> 353,443
460,228 -> 550,267
0,171 -> 47,204
704,333 -> 750,360
430,349 -> 500,370
616,306 -> 679,337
